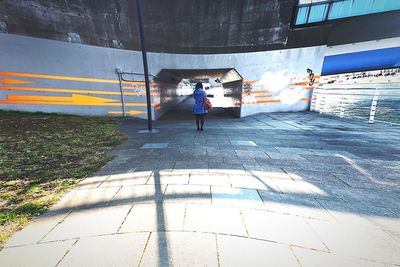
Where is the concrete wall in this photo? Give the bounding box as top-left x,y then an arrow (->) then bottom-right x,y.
2,0 -> 398,54
0,33 -> 326,118
0,33 -> 149,118
0,0 -> 292,53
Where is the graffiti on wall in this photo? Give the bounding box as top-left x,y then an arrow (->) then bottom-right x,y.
241,68 -> 319,105
0,70 -> 161,116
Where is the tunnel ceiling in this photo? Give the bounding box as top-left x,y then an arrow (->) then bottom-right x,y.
0,0 -> 399,54
157,69 -> 243,84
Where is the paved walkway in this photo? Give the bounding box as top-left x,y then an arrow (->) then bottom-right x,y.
1,99 -> 400,266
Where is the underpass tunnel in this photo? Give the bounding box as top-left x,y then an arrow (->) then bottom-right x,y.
153,69 -> 243,120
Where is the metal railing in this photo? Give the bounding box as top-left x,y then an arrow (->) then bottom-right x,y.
115,69 -> 158,118
311,85 -> 400,125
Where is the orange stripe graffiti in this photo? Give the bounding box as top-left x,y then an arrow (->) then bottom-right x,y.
108,110 -> 146,115
0,94 -> 159,107
0,86 -> 159,97
0,94 -> 119,106
242,98 -> 312,105
0,70 -> 120,84
291,81 -> 320,86
241,90 -> 270,94
0,78 -> 36,85
255,94 -> 272,98
0,70 -> 160,86
0,85 -> 122,95
241,99 -> 281,104
241,80 -> 258,85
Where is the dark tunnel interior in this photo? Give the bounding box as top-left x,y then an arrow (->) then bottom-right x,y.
154,68 -> 244,119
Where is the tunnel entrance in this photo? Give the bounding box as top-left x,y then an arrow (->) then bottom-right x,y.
154,69 -> 243,120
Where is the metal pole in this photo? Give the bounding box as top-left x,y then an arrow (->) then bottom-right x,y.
116,71 -> 126,118
339,87 -> 347,118
369,88 -> 379,124
135,0 -> 152,131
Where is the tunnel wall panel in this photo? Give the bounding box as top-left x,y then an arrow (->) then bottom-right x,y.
222,80 -> 242,118
153,82 -> 192,120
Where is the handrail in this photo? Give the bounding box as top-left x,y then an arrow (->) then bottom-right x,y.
116,71 -> 158,82
312,85 -> 400,125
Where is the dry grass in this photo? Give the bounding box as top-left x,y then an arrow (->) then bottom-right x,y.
0,111 -> 125,248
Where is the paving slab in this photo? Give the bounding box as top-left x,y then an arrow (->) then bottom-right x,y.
235,150 -> 268,158
76,175 -> 110,189
285,169 -> 348,186
229,140 -> 257,146
42,205 -> 131,242
140,232 -> 218,267
146,172 -> 189,185
112,184 -> 166,204
141,143 -> 169,149
266,152 -> 308,161
243,164 -> 285,172
247,169 -> 293,180
229,173 -> 278,190
258,191 -> 333,221
174,161 -> 209,169
218,235 -> 299,267
99,171 -> 152,187
119,203 -> 185,232
189,173 -> 231,186
0,240 -> 76,267
242,209 -> 326,250
308,219 -> 400,265
316,198 -> 398,230
223,157 -> 260,165
5,213 -> 69,247
184,204 -> 247,236
49,187 -> 120,211
58,233 -> 149,267
385,229 -> 400,243
292,247 -> 387,267
271,179 -> 333,199
134,162 -> 175,171
212,186 -> 264,208
163,184 -> 211,204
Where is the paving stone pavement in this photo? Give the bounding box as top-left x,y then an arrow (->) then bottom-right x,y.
1,99 -> 400,266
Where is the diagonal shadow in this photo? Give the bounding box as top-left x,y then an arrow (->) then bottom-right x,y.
153,170 -> 169,267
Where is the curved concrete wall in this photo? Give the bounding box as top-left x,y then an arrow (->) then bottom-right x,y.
0,0 -> 293,53
0,33 -> 325,118
1,1 -> 398,119
2,1 -> 399,54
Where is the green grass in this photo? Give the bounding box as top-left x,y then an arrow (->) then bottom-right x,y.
0,111 -> 125,248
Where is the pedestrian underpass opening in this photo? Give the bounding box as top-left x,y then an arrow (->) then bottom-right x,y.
153,68 -> 243,120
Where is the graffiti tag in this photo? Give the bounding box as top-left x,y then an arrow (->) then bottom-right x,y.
307,68 -> 315,86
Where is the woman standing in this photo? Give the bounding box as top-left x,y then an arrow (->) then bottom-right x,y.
193,82 -> 208,131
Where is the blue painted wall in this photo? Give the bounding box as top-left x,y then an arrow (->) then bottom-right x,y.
322,46 -> 400,75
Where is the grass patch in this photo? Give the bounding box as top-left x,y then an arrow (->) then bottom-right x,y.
0,111 -> 125,248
